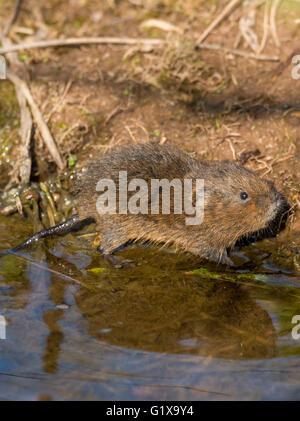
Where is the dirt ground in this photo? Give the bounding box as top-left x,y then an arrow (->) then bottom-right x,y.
0,0 -> 299,246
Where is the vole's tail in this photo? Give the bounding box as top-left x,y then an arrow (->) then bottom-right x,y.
3,214 -> 81,255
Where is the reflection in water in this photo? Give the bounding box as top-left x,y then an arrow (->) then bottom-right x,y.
43,278 -> 67,373
43,308 -> 64,374
76,277 -> 276,359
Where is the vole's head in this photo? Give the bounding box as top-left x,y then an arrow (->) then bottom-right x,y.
202,161 -> 289,243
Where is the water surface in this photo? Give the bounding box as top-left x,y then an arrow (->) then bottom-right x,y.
0,215 -> 300,400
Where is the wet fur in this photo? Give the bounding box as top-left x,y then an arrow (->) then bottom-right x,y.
7,143 -> 289,266
74,142 -> 289,265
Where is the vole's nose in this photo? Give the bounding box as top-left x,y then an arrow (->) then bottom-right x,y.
270,194 -> 278,204
269,188 -> 280,205
271,190 -> 283,206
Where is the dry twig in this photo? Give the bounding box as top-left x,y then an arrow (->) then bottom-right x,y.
197,42 -> 279,61
15,88 -> 32,184
7,71 -> 65,169
0,36 -> 166,55
271,48 -> 300,81
140,19 -> 183,34
196,0 -> 241,44
270,0 -> 281,47
0,35 -> 280,64
2,0 -> 22,37
239,0 -> 259,52
257,0 -> 271,54
234,0 -> 266,20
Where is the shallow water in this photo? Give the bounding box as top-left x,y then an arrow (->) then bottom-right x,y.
0,214 -> 300,400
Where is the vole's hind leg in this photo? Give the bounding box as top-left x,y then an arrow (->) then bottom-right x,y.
97,230 -> 135,269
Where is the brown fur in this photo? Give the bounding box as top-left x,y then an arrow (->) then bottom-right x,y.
75,142 -> 288,265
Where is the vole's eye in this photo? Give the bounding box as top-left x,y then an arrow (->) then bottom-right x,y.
240,191 -> 248,201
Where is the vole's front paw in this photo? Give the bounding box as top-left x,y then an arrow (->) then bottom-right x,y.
97,245 -> 135,268
217,250 -> 236,267
223,256 -> 236,268
104,253 -> 135,269
113,258 -> 135,269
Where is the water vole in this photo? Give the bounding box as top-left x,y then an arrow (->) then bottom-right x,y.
8,142 -> 289,267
